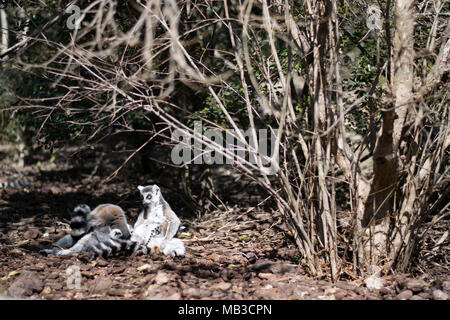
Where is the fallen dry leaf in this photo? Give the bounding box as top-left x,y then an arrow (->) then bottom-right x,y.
1,270 -> 20,281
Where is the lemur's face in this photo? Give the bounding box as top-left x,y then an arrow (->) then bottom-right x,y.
137,185 -> 161,205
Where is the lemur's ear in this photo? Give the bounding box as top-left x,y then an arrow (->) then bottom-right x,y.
137,185 -> 144,193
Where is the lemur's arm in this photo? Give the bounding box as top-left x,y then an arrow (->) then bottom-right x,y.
134,210 -> 145,229
162,207 -> 180,241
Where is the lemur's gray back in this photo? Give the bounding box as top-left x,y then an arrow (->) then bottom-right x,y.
86,204 -> 131,239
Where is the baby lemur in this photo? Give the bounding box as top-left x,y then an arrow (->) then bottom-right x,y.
40,204 -> 133,259
131,185 -> 185,257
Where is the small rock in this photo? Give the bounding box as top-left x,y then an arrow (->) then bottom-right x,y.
206,253 -> 221,261
137,264 -> 159,272
211,281 -> 232,291
23,230 -> 40,240
364,275 -> 383,291
402,279 -> 424,293
258,273 -> 277,281
108,288 -> 126,296
396,290 -> 413,300
112,266 -> 126,274
380,287 -> 394,296
153,271 -> 170,285
292,287 -> 309,299
336,281 -> 356,291
342,295 -> 364,300
47,272 -> 59,280
8,271 -> 43,297
418,291 -> 431,299
182,288 -> 211,299
166,292 -> 181,300
49,186 -> 61,194
432,289 -> 449,300
147,291 -> 181,300
317,280 -> 329,287
324,287 -> 338,295
410,295 -> 424,300
79,264 -> 92,271
261,280 -> 279,288
441,281 -> 450,292
144,284 -> 159,297
196,269 -> 214,278
92,277 -> 112,293
29,264 -> 45,272
355,286 -> 368,296
96,259 -> 108,267
277,284 -> 294,297
254,287 -> 283,300
334,291 -> 346,300
52,283 -> 63,290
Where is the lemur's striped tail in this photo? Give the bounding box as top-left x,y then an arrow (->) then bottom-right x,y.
0,177 -> 31,189
70,204 -> 91,239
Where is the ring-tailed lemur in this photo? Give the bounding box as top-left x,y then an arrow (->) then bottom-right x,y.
131,185 -> 185,257
40,204 -> 134,259
0,177 -> 31,189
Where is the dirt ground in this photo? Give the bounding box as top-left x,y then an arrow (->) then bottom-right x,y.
0,144 -> 449,300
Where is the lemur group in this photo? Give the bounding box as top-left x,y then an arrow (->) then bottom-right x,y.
40,184 -> 185,260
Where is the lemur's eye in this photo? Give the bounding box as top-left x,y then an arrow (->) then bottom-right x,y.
146,194 -> 152,200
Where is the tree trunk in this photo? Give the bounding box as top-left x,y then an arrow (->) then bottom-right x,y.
358,0 -> 415,269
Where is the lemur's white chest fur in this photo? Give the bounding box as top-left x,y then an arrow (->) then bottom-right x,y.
132,204 -> 166,247
147,204 -> 166,224
131,222 -> 161,246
